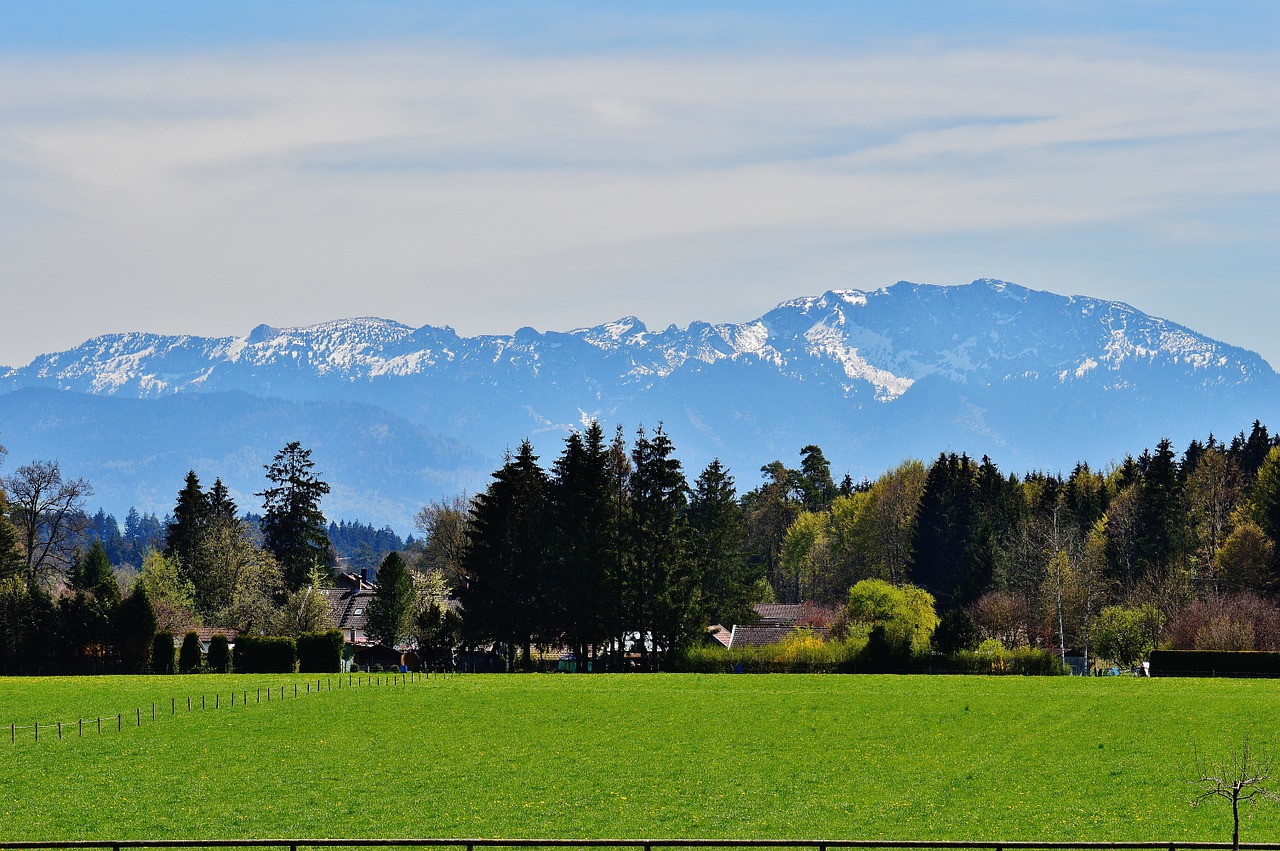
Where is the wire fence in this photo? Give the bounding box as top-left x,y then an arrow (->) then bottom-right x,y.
4,670 -> 442,745
0,840 -> 1278,851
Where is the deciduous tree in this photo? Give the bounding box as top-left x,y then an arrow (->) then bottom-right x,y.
6,460 -> 92,590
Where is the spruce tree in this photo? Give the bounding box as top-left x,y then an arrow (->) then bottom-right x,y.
71,540 -> 121,605
548,423 -> 618,669
259,441 -> 332,590
165,470 -> 209,573
365,552 -> 415,648
1135,438 -> 1187,586
910,452 -> 979,608
629,425 -> 693,669
688,459 -> 758,628
207,477 -> 238,523
460,441 -> 548,671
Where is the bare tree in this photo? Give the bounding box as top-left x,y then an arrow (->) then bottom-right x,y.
5,460 -> 92,590
413,494 -> 471,592
1188,736 -> 1280,851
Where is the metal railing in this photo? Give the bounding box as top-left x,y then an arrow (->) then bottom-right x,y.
0,840 -> 1275,851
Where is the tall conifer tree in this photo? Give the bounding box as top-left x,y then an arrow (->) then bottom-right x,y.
460,441 -> 547,670
259,442 -> 332,590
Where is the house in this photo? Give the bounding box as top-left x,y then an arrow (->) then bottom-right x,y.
320,572 -> 378,645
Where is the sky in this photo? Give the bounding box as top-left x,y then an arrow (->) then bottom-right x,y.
1,1 -> 1277,368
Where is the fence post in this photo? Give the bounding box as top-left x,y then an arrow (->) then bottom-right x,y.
10,723 -> 13,743
188,696 -> 191,711
215,694 -> 219,709
34,721 -> 37,742
79,719 -> 83,737
57,722 -> 61,740
136,707 -> 141,726
295,684 -> 298,698
97,716 -> 101,734
152,702 -> 156,721
117,713 -> 121,731
202,695 -> 206,710
172,698 -> 175,715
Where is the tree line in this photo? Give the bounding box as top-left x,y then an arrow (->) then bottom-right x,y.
7,417 -> 1280,674
0,441 -> 339,673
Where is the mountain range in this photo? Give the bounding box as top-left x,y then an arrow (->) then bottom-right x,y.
2,278 -> 1277,531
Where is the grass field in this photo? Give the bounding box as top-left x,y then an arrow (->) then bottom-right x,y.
1,673 -> 1279,843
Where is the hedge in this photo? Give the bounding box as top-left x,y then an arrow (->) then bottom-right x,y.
178,632 -> 202,674
233,635 -> 297,673
152,632 -> 175,674
297,630 -> 344,673
207,634 -> 231,673
1150,649 -> 1280,677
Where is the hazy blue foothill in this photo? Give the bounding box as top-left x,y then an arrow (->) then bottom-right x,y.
2,279 -> 1277,530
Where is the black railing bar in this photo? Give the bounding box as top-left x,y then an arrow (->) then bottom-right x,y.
0,842 -> 1275,850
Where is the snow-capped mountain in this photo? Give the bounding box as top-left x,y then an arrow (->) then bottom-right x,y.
1,279 -> 1276,529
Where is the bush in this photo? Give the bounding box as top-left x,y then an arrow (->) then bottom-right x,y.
932,608 -> 979,654
234,635 -> 297,673
207,634 -> 230,673
297,630 -> 344,673
152,632 -> 175,674
942,646 -> 1066,676
178,632 -> 202,674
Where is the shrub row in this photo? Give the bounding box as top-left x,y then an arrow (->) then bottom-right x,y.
1150,649 -> 1280,677
676,634 -> 1065,675
145,630 -> 345,674
233,636 -> 298,673
297,630 -> 344,673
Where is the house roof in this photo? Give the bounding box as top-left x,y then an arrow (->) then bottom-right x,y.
707,624 -> 732,649
320,586 -> 377,633
728,624 -> 829,649
752,602 -> 838,627
173,627 -> 237,647
753,604 -> 807,624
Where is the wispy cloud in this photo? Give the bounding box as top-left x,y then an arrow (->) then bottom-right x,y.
0,38 -> 1277,365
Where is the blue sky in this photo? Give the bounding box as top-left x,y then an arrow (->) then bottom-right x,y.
0,2 -> 1277,366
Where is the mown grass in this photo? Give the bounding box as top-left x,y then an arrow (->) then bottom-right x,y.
0,673 -> 1277,842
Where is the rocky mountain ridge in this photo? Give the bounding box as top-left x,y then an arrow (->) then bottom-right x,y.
1,279 -> 1275,530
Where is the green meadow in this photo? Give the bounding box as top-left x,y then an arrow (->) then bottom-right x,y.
0,673 -> 1277,842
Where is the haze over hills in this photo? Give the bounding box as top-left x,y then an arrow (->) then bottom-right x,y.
2,279 -> 1277,531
